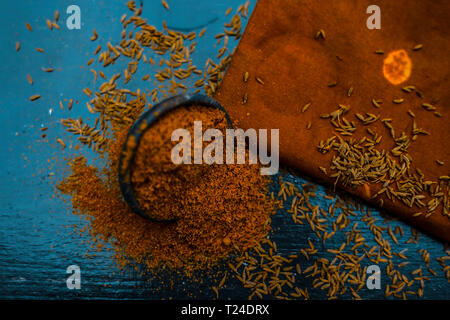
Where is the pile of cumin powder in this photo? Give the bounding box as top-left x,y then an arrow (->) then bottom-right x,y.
58,105 -> 274,274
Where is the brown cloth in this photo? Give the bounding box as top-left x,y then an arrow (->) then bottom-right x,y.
215,0 -> 450,242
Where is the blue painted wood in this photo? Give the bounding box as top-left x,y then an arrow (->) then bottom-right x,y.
0,0 -> 448,299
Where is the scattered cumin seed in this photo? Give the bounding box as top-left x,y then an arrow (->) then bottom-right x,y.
393,98 -> 404,104
347,87 -> 353,97
413,44 -> 423,51
86,103 -> 94,114
327,82 -> 337,87
25,23 -> 32,31
402,85 -> 415,93
57,138 -> 66,149
29,94 -> 41,101
372,99 -> 382,108
94,45 -> 102,55
46,19 -> 53,30
301,103 -> 311,113
422,103 -> 436,111
219,273 -> 227,288
15,42 -> 20,51
243,71 -> 249,82
242,93 -> 248,104
255,76 -> 264,85
90,29 -> 98,41
26,74 -> 33,85
436,160 -> 444,166
314,29 -> 325,40
83,87 -> 93,97
375,50 -> 384,54
161,0 -> 170,10
407,110 -> 415,118
212,286 -> 219,299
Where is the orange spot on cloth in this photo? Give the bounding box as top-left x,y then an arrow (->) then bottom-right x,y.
383,49 -> 412,85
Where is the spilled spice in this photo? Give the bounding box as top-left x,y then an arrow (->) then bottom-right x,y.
58,105 -> 274,274
53,1 -> 258,276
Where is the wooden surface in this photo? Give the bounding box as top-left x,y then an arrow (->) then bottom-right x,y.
0,0 -> 448,299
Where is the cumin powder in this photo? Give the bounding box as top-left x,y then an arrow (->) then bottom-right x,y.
58,106 -> 274,273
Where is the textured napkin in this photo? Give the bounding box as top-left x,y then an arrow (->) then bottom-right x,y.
215,0 -> 450,242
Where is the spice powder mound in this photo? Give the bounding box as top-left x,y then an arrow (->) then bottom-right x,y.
58,106 -> 275,274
